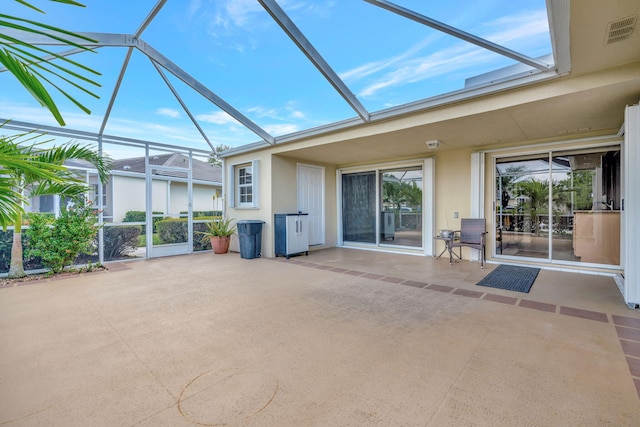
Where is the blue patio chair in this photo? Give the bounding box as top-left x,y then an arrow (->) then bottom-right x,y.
451,218 -> 487,268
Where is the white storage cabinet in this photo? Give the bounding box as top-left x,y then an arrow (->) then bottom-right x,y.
274,213 -> 309,259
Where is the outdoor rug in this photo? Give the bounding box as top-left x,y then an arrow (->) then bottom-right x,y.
476,264 -> 541,293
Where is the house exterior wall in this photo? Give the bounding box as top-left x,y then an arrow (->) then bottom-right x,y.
224,131 -> 626,269
110,175 -> 221,222
226,150 -> 273,255
221,62 -> 636,272
226,152 -> 337,257
111,175 -> 151,221
271,155 -> 338,251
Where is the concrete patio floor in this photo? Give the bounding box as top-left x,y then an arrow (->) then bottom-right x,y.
1,248 -> 640,426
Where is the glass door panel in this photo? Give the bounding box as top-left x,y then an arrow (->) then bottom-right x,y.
553,149 -> 621,264
380,167 -> 422,248
342,172 -> 376,243
496,155 -> 551,259
148,149 -> 191,258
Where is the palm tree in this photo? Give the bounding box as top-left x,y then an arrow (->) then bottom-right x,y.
516,179 -> 549,236
402,181 -> 422,211
382,179 -> 409,212
0,134 -> 110,278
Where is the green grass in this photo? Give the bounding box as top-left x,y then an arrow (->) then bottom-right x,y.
137,233 -> 163,247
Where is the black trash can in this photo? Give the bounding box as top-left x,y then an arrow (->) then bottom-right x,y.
237,220 -> 265,259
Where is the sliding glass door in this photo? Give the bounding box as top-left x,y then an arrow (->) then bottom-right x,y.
495,146 -> 621,266
342,165 -> 423,249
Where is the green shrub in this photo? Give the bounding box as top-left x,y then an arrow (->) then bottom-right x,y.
156,218 -> 188,244
154,219 -> 214,251
25,203 -> 100,274
103,226 -> 141,261
123,210 -> 163,234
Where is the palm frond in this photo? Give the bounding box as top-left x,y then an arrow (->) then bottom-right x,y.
0,1 -> 99,125
0,29 -> 100,77
0,177 -> 25,229
0,48 -> 65,124
35,143 -> 112,183
28,179 -> 88,198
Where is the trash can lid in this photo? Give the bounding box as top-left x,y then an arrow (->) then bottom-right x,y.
237,220 -> 265,224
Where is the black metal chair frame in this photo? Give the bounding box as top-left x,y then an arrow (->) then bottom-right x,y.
451,218 -> 487,268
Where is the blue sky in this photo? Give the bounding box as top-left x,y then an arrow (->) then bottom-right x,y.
0,0 -> 552,154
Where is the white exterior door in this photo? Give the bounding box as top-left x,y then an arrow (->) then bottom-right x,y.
297,164 -> 324,246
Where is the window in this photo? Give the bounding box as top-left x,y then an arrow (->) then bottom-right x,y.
91,184 -> 107,207
228,160 -> 259,208
237,165 -> 253,205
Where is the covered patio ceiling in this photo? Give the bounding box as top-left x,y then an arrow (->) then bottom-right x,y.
1,0 -> 639,163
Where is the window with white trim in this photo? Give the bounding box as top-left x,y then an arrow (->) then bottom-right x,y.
237,164 -> 253,205
228,160 -> 259,208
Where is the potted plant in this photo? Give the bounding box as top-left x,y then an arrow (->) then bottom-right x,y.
199,217 -> 236,254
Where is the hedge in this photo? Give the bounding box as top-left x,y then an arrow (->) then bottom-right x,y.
123,211 -> 164,234
155,218 -> 218,251
180,210 -> 222,218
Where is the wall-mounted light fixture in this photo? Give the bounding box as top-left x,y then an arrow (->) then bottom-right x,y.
425,139 -> 440,149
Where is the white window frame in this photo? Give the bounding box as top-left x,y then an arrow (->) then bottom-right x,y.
237,164 -> 253,206
228,160 -> 259,209
92,183 -> 107,207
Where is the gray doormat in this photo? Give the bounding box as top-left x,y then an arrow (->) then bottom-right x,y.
476,264 -> 540,293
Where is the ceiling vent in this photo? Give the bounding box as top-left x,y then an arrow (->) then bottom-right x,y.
605,15 -> 637,45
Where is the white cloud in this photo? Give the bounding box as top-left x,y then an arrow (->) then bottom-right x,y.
156,108 -> 180,119
246,105 -> 281,119
196,110 -> 240,125
187,0 -> 202,18
264,123 -> 299,135
289,110 -> 305,120
344,9 -> 550,98
224,0 -> 264,27
340,35 -> 439,83
483,10 -> 550,44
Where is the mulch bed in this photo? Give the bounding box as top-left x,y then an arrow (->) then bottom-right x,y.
0,265 -> 108,288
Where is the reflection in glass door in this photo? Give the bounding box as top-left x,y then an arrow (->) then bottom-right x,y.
495,147 -> 621,266
380,167 -> 422,248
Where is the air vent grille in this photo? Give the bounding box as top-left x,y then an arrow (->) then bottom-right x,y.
605,15 -> 637,45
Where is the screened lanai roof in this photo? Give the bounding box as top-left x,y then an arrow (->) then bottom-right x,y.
1,1 -> 564,152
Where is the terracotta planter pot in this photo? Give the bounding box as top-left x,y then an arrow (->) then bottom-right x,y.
210,236 -> 231,254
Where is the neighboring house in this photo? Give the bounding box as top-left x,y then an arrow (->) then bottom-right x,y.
28,153 -> 222,222
105,153 -> 222,222
221,2 -> 640,306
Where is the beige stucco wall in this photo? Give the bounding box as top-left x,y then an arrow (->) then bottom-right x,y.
433,149 -> 473,233
225,152 -> 338,257
225,151 -> 273,255
224,132 -> 623,265
271,155 -> 338,250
